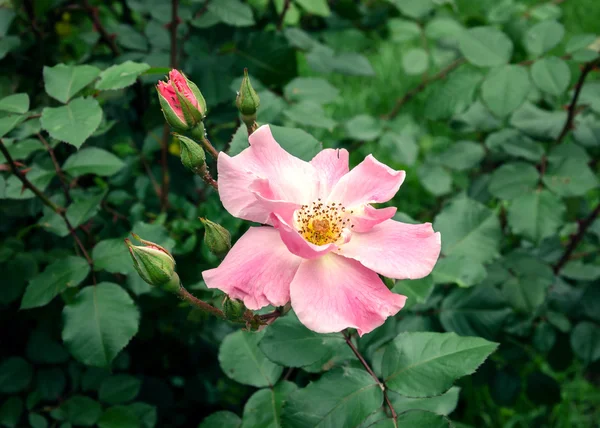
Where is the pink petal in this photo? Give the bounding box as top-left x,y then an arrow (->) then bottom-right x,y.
350,205 -> 397,233
327,154 -> 406,208
157,81 -> 185,121
270,213 -> 343,259
310,148 -> 349,197
290,254 -> 406,336
337,219 -> 441,280
202,227 -> 301,310
217,125 -> 319,223
169,70 -> 198,109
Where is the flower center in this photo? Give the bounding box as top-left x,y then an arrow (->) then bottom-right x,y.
295,199 -> 353,245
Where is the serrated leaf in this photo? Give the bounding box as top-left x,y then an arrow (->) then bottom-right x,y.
282,368 -> 383,428
570,321 -> 600,364
387,0 -> 434,19
524,20 -> 564,56
344,115 -> 382,141
542,158 -> 598,197
62,147 -> 125,177
425,68 -> 482,120
41,98 -> 103,149
283,101 -> 337,130
488,162 -> 539,200
60,396 -> 102,427
395,410 -> 451,427
99,375 -> 141,405
295,0 -> 331,17
510,102 -> 566,140
241,382 -> 297,428
208,0 -> 254,27
507,189 -> 565,242
92,239 -> 134,275
402,48 -> 429,75
389,387 -> 460,416
0,114 -> 26,138
0,93 -> 29,114
62,283 -> 140,367
219,330 -> 282,387
481,65 -> 531,117
382,332 -> 498,397
21,256 -> 90,309
531,57 -> 571,96
97,406 -> 139,428
432,254 -> 487,288
43,64 -> 101,104
459,26 -> 513,67
95,61 -> 151,91
199,411 -> 241,428
0,357 -> 33,394
283,77 -> 339,104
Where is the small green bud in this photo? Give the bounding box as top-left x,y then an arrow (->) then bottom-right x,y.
200,218 -> 231,258
174,132 -> 206,174
125,234 -> 178,290
236,68 -> 260,118
223,296 -> 246,321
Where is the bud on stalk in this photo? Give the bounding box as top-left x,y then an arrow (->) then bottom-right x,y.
157,70 -> 207,131
174,133 -> 206,174
200,218 -> 231,258
125,234 -> 180,294
236,68 -> 260,133
222,296 -> 246,321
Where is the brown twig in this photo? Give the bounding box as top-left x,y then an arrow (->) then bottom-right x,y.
201,136 -> 220,160
37,133 -> 72,203
555,58 -> 600,144
82,0 -> 120,56
178,286 -> 225,318
382,58 -> 465,120
277,0 -> 291,31
199,165 -> 218,190
342,330 -> 397,424
102,202 -> 131,224
553,202 -> 600,274
0,138 -> 96,284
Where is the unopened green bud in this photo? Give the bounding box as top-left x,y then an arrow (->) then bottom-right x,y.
223,296 -> 246,321
174,133 -> 206,174
125,234 -> 178,290
236,68 -> 260,118
200,218 -> 231,258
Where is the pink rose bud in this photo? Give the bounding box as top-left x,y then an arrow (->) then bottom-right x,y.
157,70 -> 207,131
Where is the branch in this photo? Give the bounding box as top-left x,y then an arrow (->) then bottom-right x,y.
277,0 -> 291,31
342,330 -> 397,425
201,136 -> 220,160
0,138 -> 96,283
382,58 -> 465,120
82,0 -> 120,56
199,165 -> 218,190
553,201 -> 600,274
555,58 -> 600,144
178,286 -> 225,318
38,133 -> 71,204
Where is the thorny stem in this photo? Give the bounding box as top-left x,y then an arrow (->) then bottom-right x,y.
555,58 -> 600,144
0,139 -> 96,284
37,133 -> 72,204
277,0 -> 292,31
199,165 -> 218,190
553,202 -> 600,274
342,330 -> 397,425
82,0 -> 120,56
382,58 -> 465,120
178,286 -> 226,318
201,136 -> 220,160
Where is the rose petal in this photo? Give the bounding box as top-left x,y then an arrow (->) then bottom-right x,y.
217,125 -> 319,224
337,219 -> 441,280
202,227 -> 301,310
350,205 -> 397,233
327,154 -> 405,208
310,148 -> 349,198
270,213 -> 342,259
290,254 -> 406,336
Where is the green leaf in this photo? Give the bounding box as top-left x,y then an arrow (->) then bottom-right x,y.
99,375 -> 141,405
36,367 -> 66,400
425,68 -> 482,120
259,316 -> 344,367
0,93 -> 29,114
282,368 -> 383,428
62,283 -> 140,367
524,20 -> 564,56
488,162 -> 539,200
2,166 -> 54,200
208,0 -> 255,27
95,61 -> 151,91
0,114 -> 26,138
432,255 -> 487,288
41,97 -> 103,149
126,403 -> 157,428
92,239 -> 133,275
60,396 -> 102,427
432,140 -> 485,171
402,48 -> 429,75
434,197 -> 501,264
458,26 -> 513,67
531,57 -> 571,96
561,261 -> 600,281
389,19 -> 421,42
28,413 -> 47,428
97,406 -> 139,428
283,101 -> 337,130
0,138 -> 44,161
389,387 -> 460,416
418,164 -> 452,196
393,276 -> 434,311
131,221 -> 175,252
344,115 -> 382,141
43,64 -> 101,104
379,132 -> 418,166
507,189 -> 565,242
440,286 -> 512,340
382,332 -> 498,397
295,0 -> 331,17
0,8 -> 16,37
485,129 -> 544,162
481,65 -> 530,117
395,410 -> 451,427
0,357 -> 33,394
0,36 -> 20,61
542,158 -> 598,197
570,321 -> 600,364
0,396 -> 23,428
387,0 -> 434,19
199,411 -> 241,428
502,275 -> 549,313
21,256 -> 90,309
62,147 -> 125,177
219,330 -> 283,387
241,382 -> 297,428
283,77 -> 339,104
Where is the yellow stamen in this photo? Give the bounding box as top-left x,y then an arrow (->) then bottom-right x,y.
295,200 -> 353,245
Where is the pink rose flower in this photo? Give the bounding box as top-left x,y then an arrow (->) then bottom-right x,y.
156,70 -> 206,130
203,125 -> 441,335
